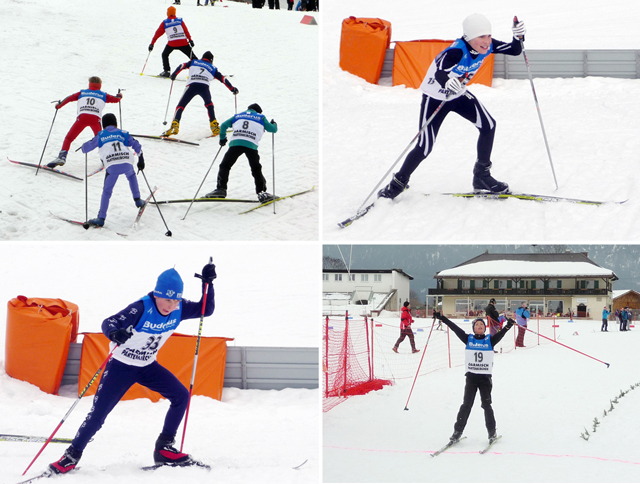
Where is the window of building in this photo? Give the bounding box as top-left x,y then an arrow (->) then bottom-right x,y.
462,279 -> 471,289
530,300 -> 544,315
323,273 -> 329,281
455,299 -> 470,314
361,274 -> 369,282
557,280 -> 562,289
473,300 -> 488,312
510,300 -> 526,311
374,274 -> 382,282
335,274 -> 342,282
348,274 -> 355,282
530,280 -> 537,290
547,300 -> 564,315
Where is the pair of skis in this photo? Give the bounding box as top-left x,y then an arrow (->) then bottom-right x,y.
430,435 -> 502,457
8,158 -> 104,181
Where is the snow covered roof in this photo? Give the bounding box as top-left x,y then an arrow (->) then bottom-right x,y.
612,289 -> 640,300
436,253 -> 616,279
323,268 -> 414,280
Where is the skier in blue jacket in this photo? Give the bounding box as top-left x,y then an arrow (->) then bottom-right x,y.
434,312 -> 515,444
49,262 -> 217,474
378,14 -> 526,199
601,307 -> 611,332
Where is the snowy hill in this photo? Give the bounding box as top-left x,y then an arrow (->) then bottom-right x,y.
323,318 -> 640,483
0,0 -> 318,241
322,0 -> 640,241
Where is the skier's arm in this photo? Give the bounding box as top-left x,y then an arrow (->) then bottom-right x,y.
179,283 -> 215,320
150,23 -> 165,46
182,22 -> 193,42
433,49 -> 464,88
171,61 -> 190,79
126,136 -> 143,155
434,312 -> 468,344
219,117 -> 233,141
56,92 -> 80,110
492,38 -> 522,56
106,93 -> 122,104
81,136 -> 99,154
263,116 -> 277,134
102,300 -> 145,339
490,318 -> 516,346
214,70 -> 237,93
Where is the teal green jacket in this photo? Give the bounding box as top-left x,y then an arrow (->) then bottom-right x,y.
220,109 -> 277,150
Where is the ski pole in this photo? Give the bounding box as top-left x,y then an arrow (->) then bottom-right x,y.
117,89 -> 125,128
140,50 -> 151,76
182,145 -> 224,221
514,16 -> 558,190
180,257 -> 213,452
35,103 -> 60,177
404,316 -> 437,410
85,153 -> 88,223
22,345 -> 118,476
140,170 -> 172,237
163,80 -> 174,126
272,131 -> 276,214
521,324 -> 610,367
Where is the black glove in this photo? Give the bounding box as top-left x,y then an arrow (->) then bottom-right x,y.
170,73 -> 177,81
270,119 -> 277,126
189,40 -> 195,47
201,262 -> 217,283
148,43 -> 154,52
137,153 -> 145,171
219,137 -> 227,146
433,311 -> 442,320
507,318 -> 516,326
109,328 -> 132,345
232,87 -> 239,95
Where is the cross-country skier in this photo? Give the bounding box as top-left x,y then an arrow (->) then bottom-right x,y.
48,263 -> 217,474
80,113 -> 146,228
162,51 -> 238,138
204,103 -> 278,203
392,301 -> 420,353
48,77 -> 122,168
433,311 -> 515,444
149,6 -> 196,78
601,306 -> 611,332
378,14 -> 526,199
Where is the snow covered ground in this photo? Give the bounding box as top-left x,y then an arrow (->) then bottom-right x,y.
323,318 -> 640,483
0,0 -> 318,241
322,0 -> 640,241
0,243 -> 320,483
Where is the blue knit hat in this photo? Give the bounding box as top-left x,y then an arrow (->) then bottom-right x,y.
154,268 -> 183,300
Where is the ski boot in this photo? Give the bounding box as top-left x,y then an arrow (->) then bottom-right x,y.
134,197 -> 146,208
162,120 -> 180,137
158,70 -> 171,78
204,188 -> 227,199
210,119 -> 220,137
86,217 -> 105,228
47,150 -> 68,168
412,348 -> 420,354
391,347 -> 398,353
488,431 -> 498,444
257,191 -> 277,203
49,445 -> 82,475
378,173 -> 409,199
449,430 -> 463,443
154,433 -> 192,466
472,160 -> 509,193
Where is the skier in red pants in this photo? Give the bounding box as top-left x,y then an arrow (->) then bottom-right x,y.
48,76 -> 122,168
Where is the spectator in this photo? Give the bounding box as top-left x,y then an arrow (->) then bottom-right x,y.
485,298 -> 500,337
515,302 -> 529,347
601,307 -> 610,332
392,302 -> 419,354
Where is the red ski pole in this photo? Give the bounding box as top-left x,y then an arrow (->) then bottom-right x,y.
521,325 -> 610,367
180,257 -> 213,452
22,346 -> 117,476
404,316 -> 436,410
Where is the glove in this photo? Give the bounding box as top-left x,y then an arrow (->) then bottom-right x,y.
201,262 -> 217,283
512,20 -> 526,39
270,119 -> 277,126
148,43 -> 154,52
433,311 -> 443,320
506,318 -> 516,326
55,102 -> 62,110
137,153 -> 145,171
109,328 -> 132,345
170,73 -> 176,81
444,77 -> 464,95
117,92 -> 123,99
189,40 -> 195,47
219,137 -> 227,146
231,87 -> 239,95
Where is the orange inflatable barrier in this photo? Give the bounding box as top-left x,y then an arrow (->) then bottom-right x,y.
392,39 -> 494,89
339,17 -> 392,84
79,332 -> 233,402
5,296 -> 80,395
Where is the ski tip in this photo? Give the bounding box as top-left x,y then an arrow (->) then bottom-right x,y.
293,459 -> 308,470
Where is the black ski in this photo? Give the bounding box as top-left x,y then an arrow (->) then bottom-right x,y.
479,435 -> 502,454
238,186 -> 316,214
142,460 -> 211,471
433,192 -> 628,206
151,197 -> 256,205
136,72 -> 186,82
8,158 -> 104,181
0,434 -> 73,444
337,201 -> 376,228
430,436 -> 466,457
132,186 -> 158,229
129,134 -> 199,146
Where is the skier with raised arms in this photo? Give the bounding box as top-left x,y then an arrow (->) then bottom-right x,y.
48,76 -> 122,168
433,311 -> 515,445
378,14 -> 526,199
48,262 -> 217,474
149,6 -> 196,78
80,113 -> 146,228
162,51 -> 238,138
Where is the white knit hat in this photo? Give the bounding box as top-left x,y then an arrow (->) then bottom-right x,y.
463,13 -> 492,40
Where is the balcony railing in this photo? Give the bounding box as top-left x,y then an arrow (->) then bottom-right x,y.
428,288 -> 608,296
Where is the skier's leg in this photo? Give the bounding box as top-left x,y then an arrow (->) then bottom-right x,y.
161,45 -> 173,74
478,376 -> 496,436
97,167 -> 121,220
216,147 -> 242,190
124,165 -> 142,200
453,375 -> 478,433
245,148 -> 267,193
